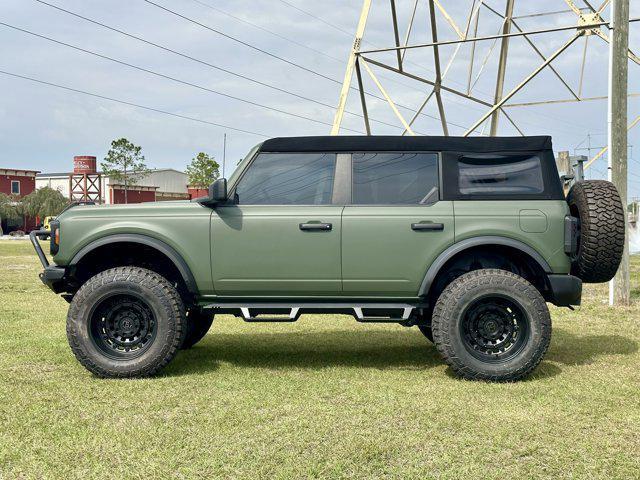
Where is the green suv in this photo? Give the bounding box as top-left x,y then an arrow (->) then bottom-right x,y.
31,136 -> 625,381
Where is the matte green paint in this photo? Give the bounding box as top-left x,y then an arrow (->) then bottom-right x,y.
519,209 -> 548,233
51,183 -> 571,299
342,203 -> 454,295
211,205 -> 343,295
53,201 -> 215,294
454,200 -> 571,274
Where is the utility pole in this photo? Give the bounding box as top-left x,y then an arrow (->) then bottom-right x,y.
608,0 -> 630,305
490,0 -> 515,136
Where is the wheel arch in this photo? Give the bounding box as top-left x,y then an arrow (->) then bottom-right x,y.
419,236 -> 552,299
69,234 -> 199,296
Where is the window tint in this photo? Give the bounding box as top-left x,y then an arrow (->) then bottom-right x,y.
235,153 -> 336,205
352,152 -> 439,204
458,154 -> 544,195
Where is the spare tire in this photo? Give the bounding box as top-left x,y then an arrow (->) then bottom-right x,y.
566,180 -> 624,283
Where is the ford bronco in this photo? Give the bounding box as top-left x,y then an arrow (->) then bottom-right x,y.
31,136 -> 625,381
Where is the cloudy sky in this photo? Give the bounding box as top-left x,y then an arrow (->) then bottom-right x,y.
0,0 -> 638,196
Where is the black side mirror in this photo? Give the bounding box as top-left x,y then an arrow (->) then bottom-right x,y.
208,178 -> 227,203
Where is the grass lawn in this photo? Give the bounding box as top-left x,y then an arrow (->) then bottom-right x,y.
0,241 -> 638,479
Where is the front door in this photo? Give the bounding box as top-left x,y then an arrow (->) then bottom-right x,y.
341,152 -> 454,296
211,152 -> 342,296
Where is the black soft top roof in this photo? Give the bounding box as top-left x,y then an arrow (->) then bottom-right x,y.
259,135 -> 552,153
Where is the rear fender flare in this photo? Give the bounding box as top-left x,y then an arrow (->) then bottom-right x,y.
419,236 -> 552,297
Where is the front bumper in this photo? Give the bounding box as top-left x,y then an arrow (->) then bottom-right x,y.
548,274 -> 582,306
30,230 -> 67,293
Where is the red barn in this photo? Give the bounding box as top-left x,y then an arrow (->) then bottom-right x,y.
187,186 -> 209,199
0,168 -> 39,233
108,184 -> 158,204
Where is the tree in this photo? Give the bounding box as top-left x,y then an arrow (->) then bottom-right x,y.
101,138 -> 150,204
20,187 -> 68,220
186,152 -> 220,189
0,193 -> 20,235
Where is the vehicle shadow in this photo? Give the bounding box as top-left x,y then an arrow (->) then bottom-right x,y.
166,329 -> 442,376
546,330 -> 638,366
165,327 -> 638,379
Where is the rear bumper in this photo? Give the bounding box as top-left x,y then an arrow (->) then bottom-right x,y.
548,274 -> 582,306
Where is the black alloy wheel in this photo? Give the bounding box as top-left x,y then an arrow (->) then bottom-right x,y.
89,294 -> 157,359
460,296 -> 529,362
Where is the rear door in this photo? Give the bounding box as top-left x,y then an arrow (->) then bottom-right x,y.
341,152 -> 454,296
211,152 -> 344,296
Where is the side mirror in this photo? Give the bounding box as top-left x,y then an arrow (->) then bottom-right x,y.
208,178 -> 227,203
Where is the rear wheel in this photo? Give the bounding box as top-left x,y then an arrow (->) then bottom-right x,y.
432,269 -> 551,382
181,310 -> 214,349
66,267 -> 186,378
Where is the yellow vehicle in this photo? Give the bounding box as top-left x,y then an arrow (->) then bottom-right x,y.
38,216 -> 54,240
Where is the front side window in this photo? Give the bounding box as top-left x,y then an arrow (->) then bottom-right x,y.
352,152 -> 439,204
11,180 -> 20,195
234,153 -> 336,205
458,154 -> 544,195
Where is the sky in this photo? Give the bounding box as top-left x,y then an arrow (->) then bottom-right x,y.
0,0 -> 638,197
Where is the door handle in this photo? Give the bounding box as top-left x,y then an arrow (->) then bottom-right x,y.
411,222 -> 444,231
299,222 -> 332,231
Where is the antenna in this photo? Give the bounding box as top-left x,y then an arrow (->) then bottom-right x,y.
222,133 -> 227,178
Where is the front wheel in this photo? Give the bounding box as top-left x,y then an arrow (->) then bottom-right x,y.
66,267 -> 187,378
432,269 -> 551,382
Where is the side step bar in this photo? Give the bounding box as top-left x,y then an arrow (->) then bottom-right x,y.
202,303 -> 416,323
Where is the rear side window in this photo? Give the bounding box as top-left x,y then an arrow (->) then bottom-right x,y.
235,153 -> 336,205
352,152 -> 439,204
457,154 -> 544,195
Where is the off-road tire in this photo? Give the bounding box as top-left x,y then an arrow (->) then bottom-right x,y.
432,269 -> 551,382
567,180 -> 625,283
181,310 -> 214,349
66,267 -> 186,378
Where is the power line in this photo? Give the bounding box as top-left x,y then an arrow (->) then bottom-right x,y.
188,0 -> 341,64
142,0 -> 342,86
141,0 -> 469,132
0,69 -> 269,137
188,0 -> 474,127
275,0 -> 354,37
0,21 -> 363,133
30,0 -> 411,134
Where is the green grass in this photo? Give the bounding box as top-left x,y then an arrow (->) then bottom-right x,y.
1,241 -> 638,479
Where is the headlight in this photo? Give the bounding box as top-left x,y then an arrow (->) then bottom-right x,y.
50,219 -> 60,255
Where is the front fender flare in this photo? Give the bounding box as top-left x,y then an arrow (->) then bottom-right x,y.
69,233 -> 199,296
418,236 -> 552,297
